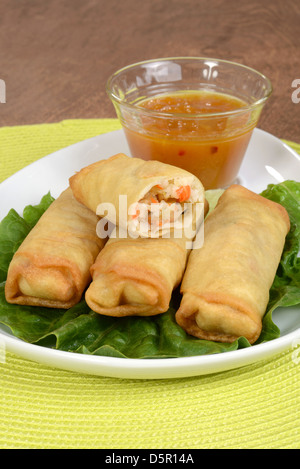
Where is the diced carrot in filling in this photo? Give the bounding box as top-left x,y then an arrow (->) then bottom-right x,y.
132,208 -> 140,219
176,185 -> 191,203
131,183 -> 193,227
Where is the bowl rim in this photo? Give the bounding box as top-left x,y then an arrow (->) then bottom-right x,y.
106,56 -> 273,119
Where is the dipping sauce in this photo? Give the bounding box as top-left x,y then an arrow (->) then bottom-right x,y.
123,90 -> 255,189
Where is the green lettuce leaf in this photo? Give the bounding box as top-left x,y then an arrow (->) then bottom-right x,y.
257,180 -> 300,343
260,180 -> 300,287
0,283 -> 246,357
0,182 -> 299,359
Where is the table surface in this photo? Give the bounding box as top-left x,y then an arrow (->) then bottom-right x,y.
0,0 -> 300,142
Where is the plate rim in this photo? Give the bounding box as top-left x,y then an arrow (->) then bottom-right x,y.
2,324 -> 300,379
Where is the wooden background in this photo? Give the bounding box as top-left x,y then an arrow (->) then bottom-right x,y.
1,0 -> 299,142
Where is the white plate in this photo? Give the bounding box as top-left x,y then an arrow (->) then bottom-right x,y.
0,128 -> 300,379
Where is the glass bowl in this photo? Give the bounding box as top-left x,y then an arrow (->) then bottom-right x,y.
106,57 -> 272,189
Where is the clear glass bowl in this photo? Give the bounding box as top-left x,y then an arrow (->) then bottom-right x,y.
106,57 -> 272,189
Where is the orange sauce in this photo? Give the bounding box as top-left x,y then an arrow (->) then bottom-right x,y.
123,90 -> 255,189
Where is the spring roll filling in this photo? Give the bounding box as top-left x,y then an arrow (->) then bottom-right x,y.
128,178 -> 201,235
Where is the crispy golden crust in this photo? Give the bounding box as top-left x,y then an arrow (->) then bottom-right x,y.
175,184 -> 290,344
69,153 -> 205,236
5,188 -> 105,309
85,234 -> 189,317
85,194 -> 209,318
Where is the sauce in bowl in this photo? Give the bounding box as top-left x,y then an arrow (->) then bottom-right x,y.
123,90 -> 256,189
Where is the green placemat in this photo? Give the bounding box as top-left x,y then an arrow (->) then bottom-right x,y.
0,118 -> 122,183
0,119 -> 299,449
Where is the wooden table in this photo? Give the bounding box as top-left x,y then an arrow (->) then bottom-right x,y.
1,0 -> 299,142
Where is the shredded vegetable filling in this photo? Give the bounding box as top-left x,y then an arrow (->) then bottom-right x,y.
130,180 -> 199,232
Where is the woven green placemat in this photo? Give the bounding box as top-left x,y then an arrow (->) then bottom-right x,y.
0,118 -> 122,183
0,119 -> 299,449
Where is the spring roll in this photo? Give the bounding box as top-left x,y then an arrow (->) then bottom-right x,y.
175,184 -> 290,344
5,188 -> 105,309
85,199 -> 208,317
85,233 -> 189,317
69,153 -> 205,238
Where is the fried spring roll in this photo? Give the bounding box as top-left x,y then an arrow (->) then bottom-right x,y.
175,184 -> 290,344
69,153 -> 205,238
85,198 -> 208,317
85,232 -> 190,317
5,188 -> 105,309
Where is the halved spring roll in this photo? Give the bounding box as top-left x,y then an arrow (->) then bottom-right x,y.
5,188 -> 106,309
175,184 -> 290,344
69,153 -> 205,238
